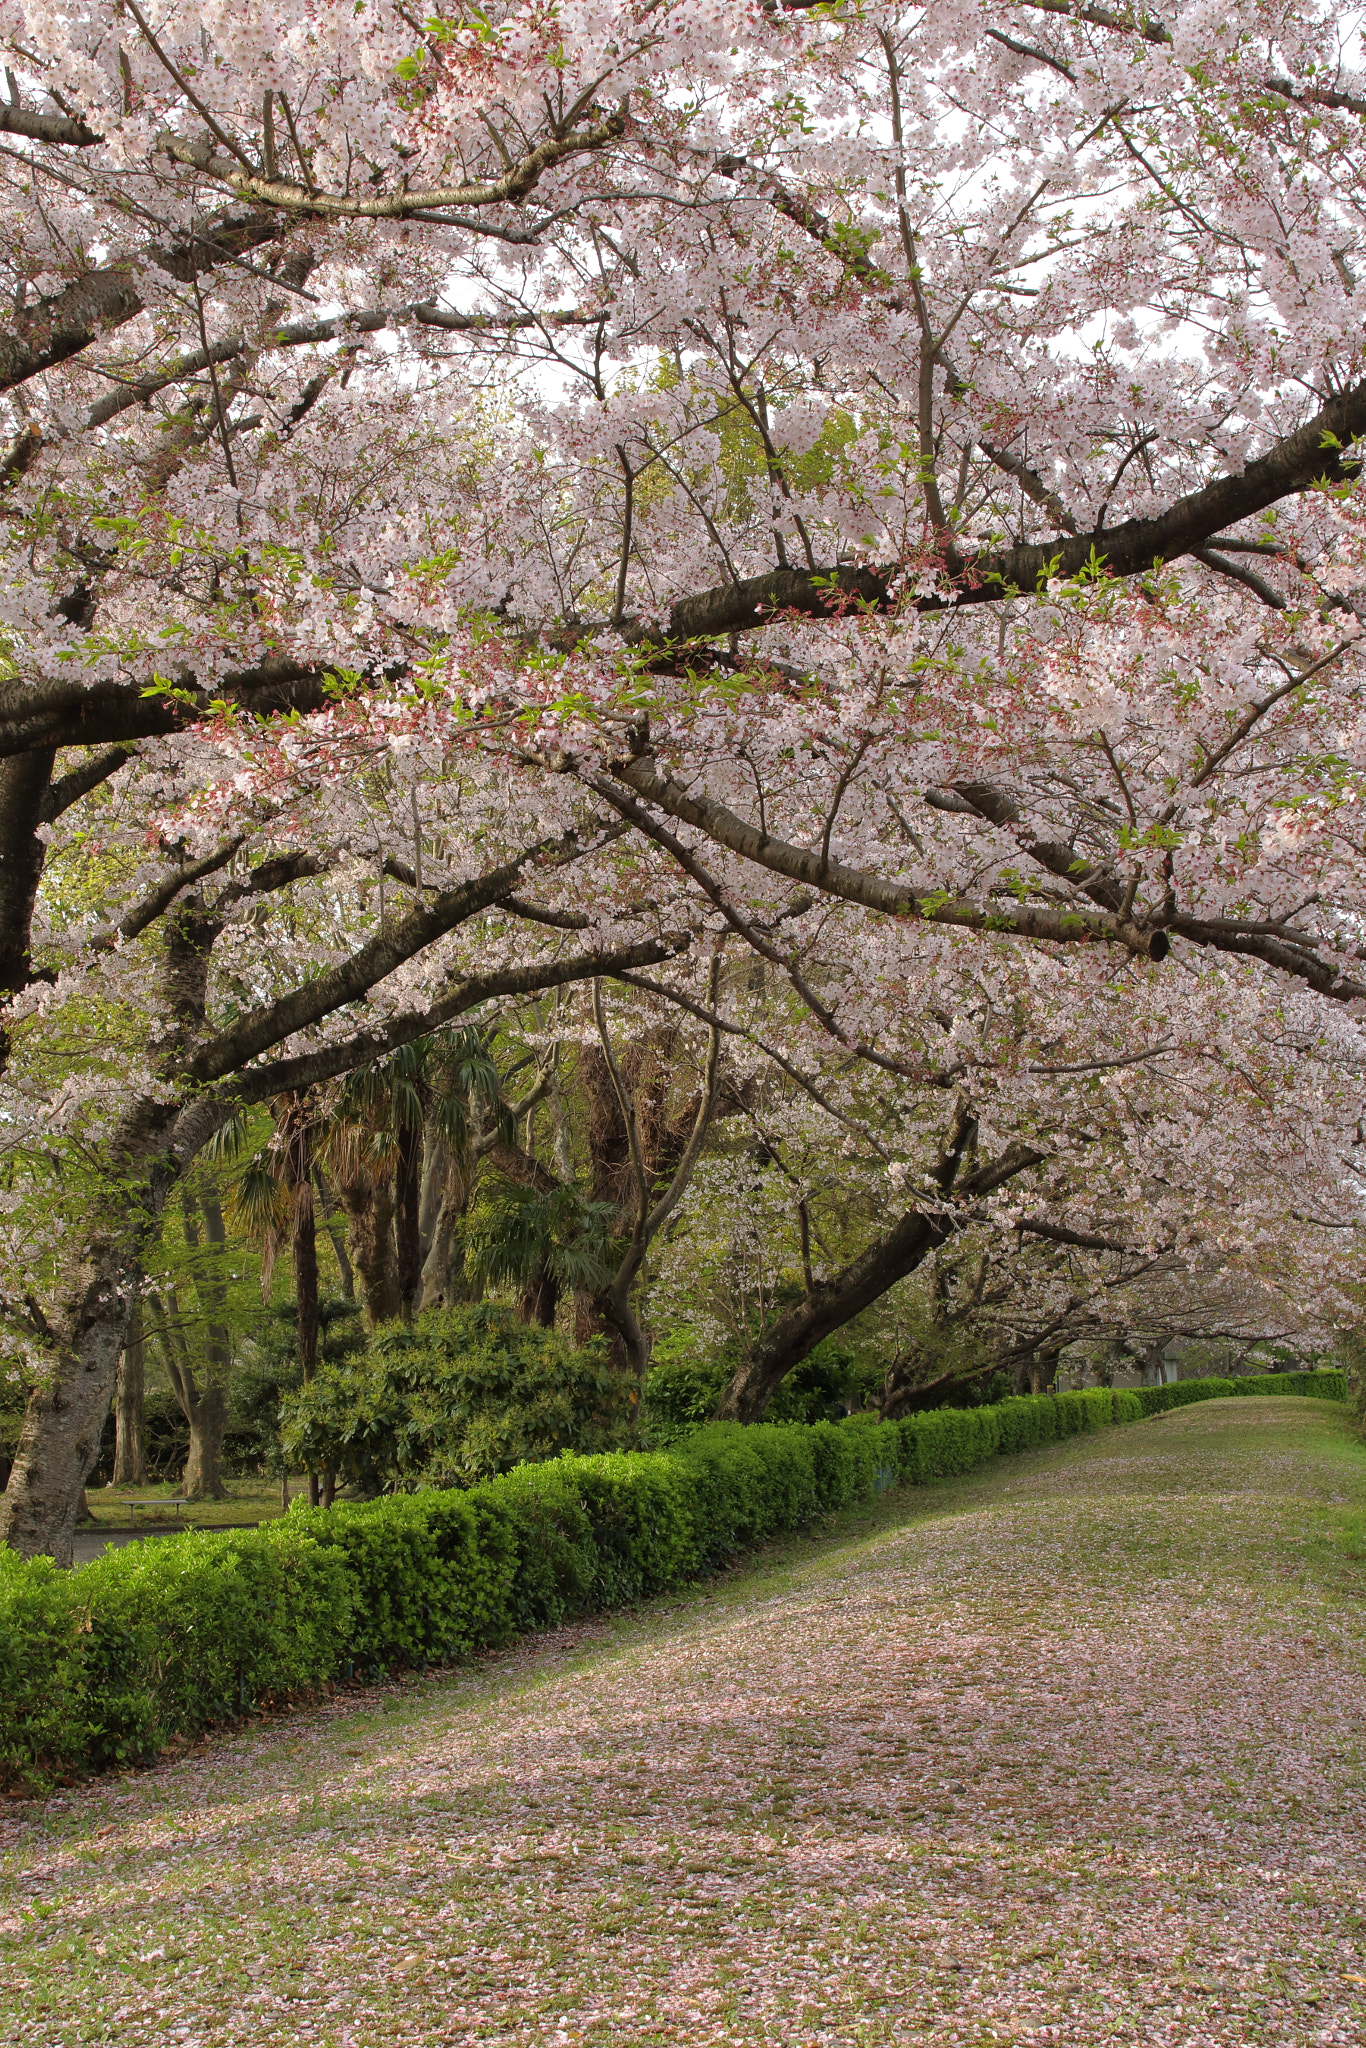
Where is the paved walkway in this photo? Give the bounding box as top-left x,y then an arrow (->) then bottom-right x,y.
71,1523 -> 261,1565
2,1399 -> 1364,2046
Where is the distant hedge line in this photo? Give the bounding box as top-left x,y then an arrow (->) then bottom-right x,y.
0,1370 -> 1346,1790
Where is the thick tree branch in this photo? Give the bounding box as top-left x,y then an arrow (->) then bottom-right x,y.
220,935 -> 690,1103
715,1103 -> 1044,1420
159,108 -> 626,221
598,754 -> 1170,959
618,376 -> 1365,642
185,835 -> 596,1085
0,210 -> 295,394
37,746 -> 135,821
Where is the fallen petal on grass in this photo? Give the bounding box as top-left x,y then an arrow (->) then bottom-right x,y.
2,1399 -> 1364,2046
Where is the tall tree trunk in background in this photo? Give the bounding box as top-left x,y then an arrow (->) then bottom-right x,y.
520,1264 -> 561,1329
181,1380 -> 229,1498
339,1169 -> 402,1327
418,1136 -> 447,1272
1028,1347 -> 1062,1397
278,1100 -> 322,1505
178,1194 -> 233,1499
111,1295 -> 147,1486
420,1151 -> 474,1310
148,1285 -> 229,1501
715,1119 -> 1041,1423
394,1121 -> 423,1318
313,1165 -> 354,1300
282,1109 -> 319,1381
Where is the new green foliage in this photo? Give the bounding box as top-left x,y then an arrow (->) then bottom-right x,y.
282,1303 -> 631,1489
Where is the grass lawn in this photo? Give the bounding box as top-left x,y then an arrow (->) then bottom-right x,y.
81,1479 -> 299,1531
3,1397 -> 1364,2046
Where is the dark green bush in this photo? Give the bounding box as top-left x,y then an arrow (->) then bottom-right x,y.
0,1550 -> 91,1787
85,1526 -> 351,1739
282,1302 -> 632,1490
896,1403 -> 1001,1481
1134,1375 -> 1237,1415
1135,1369 -> 1347,1416
992,1395 -> 1060,1453
1227,1369 -> 1348,1401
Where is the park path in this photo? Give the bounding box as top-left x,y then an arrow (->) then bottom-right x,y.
2,1399 -> 1364,2048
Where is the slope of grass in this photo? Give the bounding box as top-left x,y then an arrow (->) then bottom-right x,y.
3,1398 -> 1363,2047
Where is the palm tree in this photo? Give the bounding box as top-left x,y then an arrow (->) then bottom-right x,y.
463,1181 -> 618,1327
319,1026 -> 510,1325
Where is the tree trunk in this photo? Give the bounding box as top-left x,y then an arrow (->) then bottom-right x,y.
179,1197 -> 234,1500
340,1170 -> 402,1327
1027,1350 -> 1060,1396
419,1164 -> 474,1310
714,1126 -> 1041,1422
182,1381 -> 229,1498
519,1262 -> 561,1329
717,1207 -> 949,1421
313,1166 -> 355,1300
394,1121 -> 423,1317
111,1295 -> 147,1486
286,1119 -> 319,1380
418,1135 -> 447,1268
0,750 -> 56,1071
0,901 -> 220,1559
0,1253 -> 141,1564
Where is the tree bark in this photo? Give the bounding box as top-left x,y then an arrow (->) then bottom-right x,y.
312,1166 -> 355,1299
111,1296 -> 147,1486
717,1207 -> 953,1421
419,1153 -> 474,1310
339,1169 -> 402,1326
282,1109 -> 319,1378
519,1263 -> 561,1329
0,1255 -> 142,1563
181,1381 -> 229,1499
178,1197 -> 234,1500
394,1121 -> 423,1318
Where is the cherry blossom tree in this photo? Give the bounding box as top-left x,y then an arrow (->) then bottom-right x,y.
2,0 -> 1365,1555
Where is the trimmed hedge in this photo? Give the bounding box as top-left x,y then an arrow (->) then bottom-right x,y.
1134,1369 -> 1347,1416
0,1367 -> 1348,1790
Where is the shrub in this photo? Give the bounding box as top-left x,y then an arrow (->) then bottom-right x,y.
74,1526 -> 353,1762
992,1395 -> 1059,1453
1082,1387 -> 1116,1431
282,1302 -> 632,1490
1112,1390 -> 1144,1423
1227,1369 -> 1348,1401
280,1490 -> 505,1673
1134,1376 -> 1237,1415
896,1404 -> 1001,1482
0,1550 -> 90,1790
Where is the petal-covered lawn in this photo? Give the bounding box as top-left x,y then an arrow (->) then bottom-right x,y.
3,1399 -> 1364,2048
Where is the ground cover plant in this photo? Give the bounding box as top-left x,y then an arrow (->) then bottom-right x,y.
0,1396 -> 1362,2047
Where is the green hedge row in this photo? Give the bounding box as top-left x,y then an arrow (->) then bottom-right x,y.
1134,1369 -> 1347,1415
0,1371 -> 1346,1791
